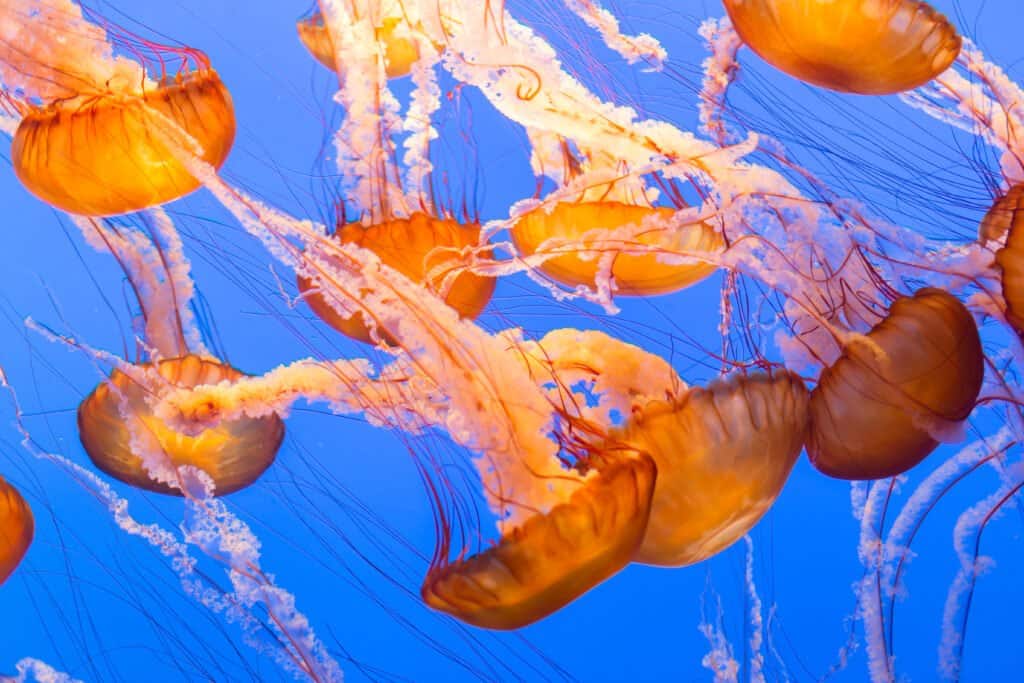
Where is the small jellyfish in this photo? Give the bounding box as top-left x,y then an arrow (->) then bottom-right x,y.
721,0 -> 962,95
298,213 -> 495,344
78,355 -> 284,496
613,370 -> 808,566
511,201 -> 723,296
989,186 -> 1024,332
807,288 -> 983,480
421,453 -> 656,630
979,184 -> 1024,244
297,11 -> 426,79
0,476 -> 33,586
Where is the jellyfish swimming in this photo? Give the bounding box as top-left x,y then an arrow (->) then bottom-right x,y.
3,1 -> 235,216
614,370 -> 808,566
297,8 -> 427,80
0,475 -> 33,586
297,213 -> 495,344
721,0 -> 962,94
422,453 -> 656,630
2,0 -> 1024,680
807,288 -> 984,480
78,354 -> 284,496
990,185 -> 1024,333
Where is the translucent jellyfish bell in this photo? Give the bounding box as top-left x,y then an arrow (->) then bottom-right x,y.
78,356 -> 284,496
297,12 -> 426,80
0,476 -> 33,586
807,288 -> 983,480
614,370 -> 808,567
722,0 -> 962,95
13,69 -> 235,217
421,454 -> 656,630
298,213 -> 495,345
511,201 -> 723,296
990,186 -> 1024,333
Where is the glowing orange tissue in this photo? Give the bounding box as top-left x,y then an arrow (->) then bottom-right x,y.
421,454 -> 656,630
511,201 -> 722,296
807,288 -> 983,479
722,0 -> 962,95
614,370 -> 807,566
298,213 -> 495,345
0,476 -> 33,586
12,68 -> 235,217
78,355 -> 284,496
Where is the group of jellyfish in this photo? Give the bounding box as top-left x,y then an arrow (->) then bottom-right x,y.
0,0 -> 1021,680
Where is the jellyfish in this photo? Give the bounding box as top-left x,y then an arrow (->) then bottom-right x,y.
989,185 -> 1024,332
297,213 -> 495,344
0,475 -> 33,585
2,0 -> 235,216
510,192 -> 724,297
297,8 -> 428,80
721,0 -> 962,95
807,288 -> 984,480
421,453 -> 656,630
78,354 -> 284,496
67,211 -> 284,496
614,370 -> 808,566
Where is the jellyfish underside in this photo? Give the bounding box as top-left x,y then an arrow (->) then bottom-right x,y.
297,213 -> 495,345
0,476 -> 33,586
990,185 -> 1024,333
722,0 -> 962,95
12,69 -> 235,217
77,355 -> 284,496
510,201 -> 722,296
614,371 -> 808,567
807,288 -> 983,480
421,454 -> 656,630
297,13 -> 424,79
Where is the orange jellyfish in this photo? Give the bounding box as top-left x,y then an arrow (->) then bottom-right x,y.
988,185 -> 1024,333
509,138 -> 723,297
512,200 -> 723,296
297,10 -> 427,79
67,211 -> 284,496
421,453 -> 656,630
78,355 -> 285,496
807,288 -> 983,480
5,7 -> 235,216
0,476 -> 33,586
613,370 -> 808,566
298,213 -> 495,344
721,0 -> 962,95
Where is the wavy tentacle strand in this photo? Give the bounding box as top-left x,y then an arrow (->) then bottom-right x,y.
70,210 -> 204,360
559,0 -> 666,67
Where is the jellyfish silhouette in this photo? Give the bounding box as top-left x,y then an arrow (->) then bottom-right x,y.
0,475 -> 33,586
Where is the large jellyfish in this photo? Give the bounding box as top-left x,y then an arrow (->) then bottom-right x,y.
2,0 -> 235,216
721,0 -> 962,94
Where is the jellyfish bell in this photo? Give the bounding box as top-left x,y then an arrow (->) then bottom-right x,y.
297,212 -> 495,345
421,453 -> 656,630
5,6 -> 235,217
807,288 -> 983,480
612,370 -> 808,567
721,0 -> 962,95
988,186 -> 1024,333
297,11 -> 428,80
78,355 -> 284,496
979,184 -> 1024,244
510,200 -> 723,296
0,476 -> 33,586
